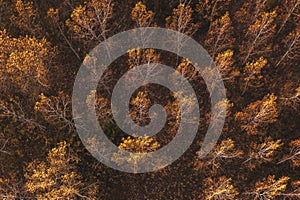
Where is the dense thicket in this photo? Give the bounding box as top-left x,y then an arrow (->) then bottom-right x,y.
0,0 -> 299,199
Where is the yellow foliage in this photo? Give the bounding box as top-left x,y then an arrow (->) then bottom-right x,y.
119,136 -> 160,153
10,0 -> 41,34
129,91 -> 151,126
86,90 -> 111,121
131,1 -> 154,27
249,10 -> 277,33
195,138 -> 243,172
175,58 -> 199,80
0,30 -> 53,95
244,57 -> 267,82
289,139 -> 300,167
215,50 -> 239,81
235,94 -> 278,135
66,0 -> 114,41
112,136 -> 160,173
250,175 -> 289,200
205,12 -> 235,56
47,7 -> 59,21
128,48 -> 160,69
166,3 -> 198,35
25,141 -> 95,199
245,138 -> 283,168
202,176 -> 239,200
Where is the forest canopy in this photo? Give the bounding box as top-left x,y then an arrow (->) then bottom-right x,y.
0,0 -> 299,199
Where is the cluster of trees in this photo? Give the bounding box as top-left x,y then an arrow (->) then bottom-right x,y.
0,0 -> 299,199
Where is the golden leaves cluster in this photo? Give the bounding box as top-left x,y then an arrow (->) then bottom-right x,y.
25,141 -> 91,199
66,0 -> 114,41
202,176 -> 239,200
131,2 -> 154,27
128,48 -> 160,70
11,0 -> 41,35
249,175 -> 289,200
119,136 -> 160,153
0,30 -> 53,94
195,138 -> 243,172
166,3 -> 198,35
235,93 -> 278,135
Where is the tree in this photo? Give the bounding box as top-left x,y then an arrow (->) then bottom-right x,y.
281,180 -> 300,199
131,1 -> 155,27
130,91 -> 151,126
235,0 -> 268,34
214,50 -> 239,82
245,175 -> 289,200
127,48 -> 160,77
0,136 -> 10,155
0,29 -> 55,96
243,138 -> 283,168
201,176 -> 239,200
276,29 -> 300,68
0,177 -> 28,200
279,86 -> 300,111
241,56 -> 267,95
66,0 -> 114,43
166,3 -> 198,36
0,97 -> 44,129
163,99 -> 181,141
240,11 -> 277,64
277,0 -> 299,34
86,90 -> 112,124
195,138 -> 243,172
128,3 -> 158,78
205,99 -> 234,132
204,12 -> 235,59
34,92 -> 74,132
278,139 -> 300,167
235,94 -> 278,135
196,0 -> 231,30
175,58 -> 200,81
47,7 -> 81,60
112,136 -> 160,173
25,141 -> 97,199
10,0 -> 42,36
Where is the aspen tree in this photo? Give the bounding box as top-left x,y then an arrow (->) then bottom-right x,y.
281,180 -> 300,199
280,86 -> 300,111
10,0 -> 42,36
131,1 -> 154,27
242,57 -> 268,94
195,138 -> 243,172
166,3 -> 198,36
246,175 -> 289,200
277,0 -> 299,34
205,12 -> 235,59
112,136 -> 160,173
0,30 -> 53,95
66,0 -> 114,42
214,50 -> 239,82
196,0 -> 231,30
235,94 -> 278,135
202,176 -> 239,200
276,29 -> 300,68
129,91 -> 152,126
34,92 -> 74,132
241,11 -> 277,64
278,139 -> 300,167
25,142 -> 97,199
244,138 -> 283,168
